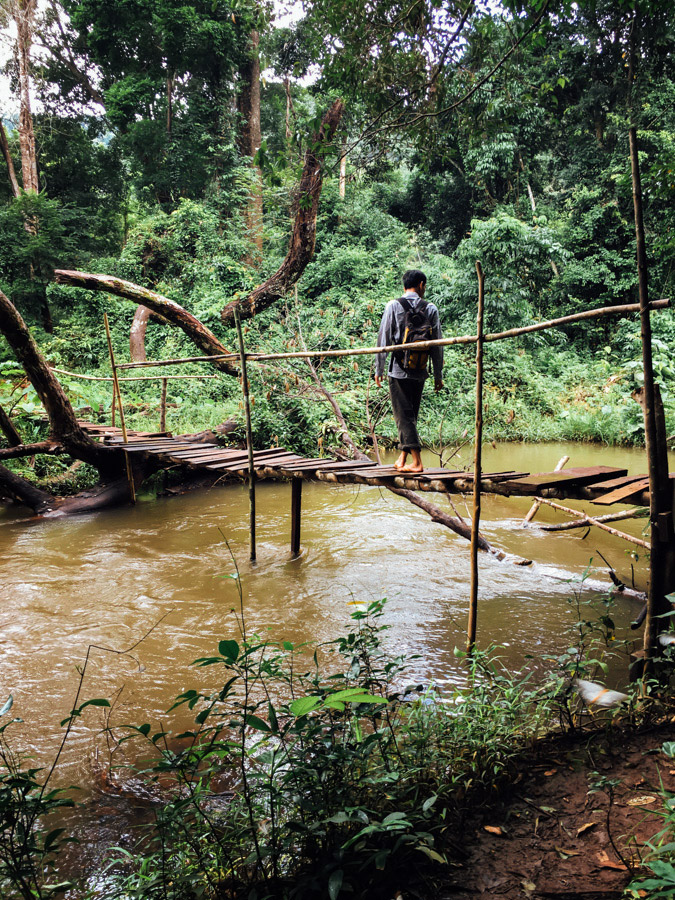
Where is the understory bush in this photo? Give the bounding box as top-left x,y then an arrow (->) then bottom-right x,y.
89,592 -> 559,900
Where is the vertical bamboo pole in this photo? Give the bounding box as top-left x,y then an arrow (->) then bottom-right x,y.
291,478 -> 302,556
160,377 -> 168,432
104,313 -> 135,504
234,308 -> 256,563
111,387 -> 116,427
630,127 -> 675,671
467,261 -> 485,654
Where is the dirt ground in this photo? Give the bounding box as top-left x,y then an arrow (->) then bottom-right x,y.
438,721 -> 675,900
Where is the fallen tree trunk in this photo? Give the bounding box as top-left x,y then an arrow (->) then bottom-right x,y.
0,461 -> 55,512
0,288 -> 117,476
53,271 -> 239,377
221,99 -> 345,325
0,441 -> 63,460
0,402 -> 22,446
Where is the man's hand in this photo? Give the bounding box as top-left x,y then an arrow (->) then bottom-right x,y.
374,375 -> 382,388
434,379 -> 444,392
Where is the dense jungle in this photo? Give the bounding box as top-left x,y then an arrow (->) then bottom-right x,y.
2,0 -> 675,898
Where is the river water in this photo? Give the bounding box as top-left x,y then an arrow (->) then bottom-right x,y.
0,441 -> 654,789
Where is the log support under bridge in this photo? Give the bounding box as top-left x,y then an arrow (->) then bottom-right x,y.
291,477 -> 302,557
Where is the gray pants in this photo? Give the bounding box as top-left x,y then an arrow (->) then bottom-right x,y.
389,376 -> 425,450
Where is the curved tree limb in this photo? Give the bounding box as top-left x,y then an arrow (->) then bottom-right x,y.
0,287 -> 117,474
221,98 -> 345,325
53,271 -> 239,376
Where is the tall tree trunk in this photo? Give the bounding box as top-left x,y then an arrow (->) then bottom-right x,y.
0,119 -> 21,198
237,28 -> 263,263
14,0 -> 39,195
222,99 -> 345,325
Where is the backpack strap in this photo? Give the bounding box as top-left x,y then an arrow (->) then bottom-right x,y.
395,296 -> 413,313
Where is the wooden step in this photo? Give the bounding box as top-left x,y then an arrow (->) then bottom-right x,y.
499,466 -> 627,494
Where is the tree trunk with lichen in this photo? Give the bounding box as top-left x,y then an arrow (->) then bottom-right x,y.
237,28 -> 263,263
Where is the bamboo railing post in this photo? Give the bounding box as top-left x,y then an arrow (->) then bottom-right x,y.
103,313 -> 135,504
234,309 -> 256,562
467,260 -> 485,654
629,127 -> 675,672
160,377 -> 168,432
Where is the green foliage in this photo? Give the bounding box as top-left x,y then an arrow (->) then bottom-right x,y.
101,596 -> 554,899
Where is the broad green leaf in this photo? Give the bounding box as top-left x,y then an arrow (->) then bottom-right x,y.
79,698 -> 111,712
289,696 -> 320,717
382,811 -> 407,826
328,869 -> 343,900
245,714 -> 271,732
0,695 -> 13,717
218,640 -> 239,662
662,741 -> 675,758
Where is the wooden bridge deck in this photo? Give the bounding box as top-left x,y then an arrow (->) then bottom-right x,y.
81,421 -> 653,508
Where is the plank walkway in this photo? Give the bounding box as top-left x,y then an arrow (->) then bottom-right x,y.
79,421 -> 650,506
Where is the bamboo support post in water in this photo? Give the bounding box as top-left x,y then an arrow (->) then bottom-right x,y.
159,377 -> 168,432
534,496 -> 650,549
234,309 -> 256,562
103,313 -> 135,504
629,126 -> 675,671
523,455 -> 569,525
467,260 -> 485,654
291,478 -> 302,556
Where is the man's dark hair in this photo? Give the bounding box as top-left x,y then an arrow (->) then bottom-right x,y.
402,269 -> 427,290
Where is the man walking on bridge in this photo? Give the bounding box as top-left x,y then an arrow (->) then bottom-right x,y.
375,269 -> 444,473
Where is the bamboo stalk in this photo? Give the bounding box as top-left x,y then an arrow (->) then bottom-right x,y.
540,507 -> 648,532
114,299 -> 670,370
629,127 -> 675,672
50,367 -> 216,382
103,313 -> 135,503
159,377 -> 168,432
523,455 -> 569,524
467,261 -> 485,654
234,309 -> 256,562
534,497 -> 650,549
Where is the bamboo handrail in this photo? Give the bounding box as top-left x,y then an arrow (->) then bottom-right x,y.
114,299 -> 670,370
50,367 -> 217,383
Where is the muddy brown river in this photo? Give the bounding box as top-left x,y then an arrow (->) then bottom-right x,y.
0,442 -> 656,790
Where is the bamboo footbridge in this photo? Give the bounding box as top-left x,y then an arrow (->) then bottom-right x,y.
78,419 -> 655,555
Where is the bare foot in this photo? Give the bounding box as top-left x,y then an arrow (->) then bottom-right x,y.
400,464 -> 424,473
394,453 -> 408,470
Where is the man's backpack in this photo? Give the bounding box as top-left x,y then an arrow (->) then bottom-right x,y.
394,296 -> 433,372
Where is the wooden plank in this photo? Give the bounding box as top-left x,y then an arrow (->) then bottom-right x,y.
311,459 -> 377,470
593,477 -> 651,506
274,458 -> 330,470
500,466 -> 626,492
171,453 -> 247,465
205,451 -> 297,470
164,448 -> 234,459
586,473 -> 648,492
124,443 -> 199,452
